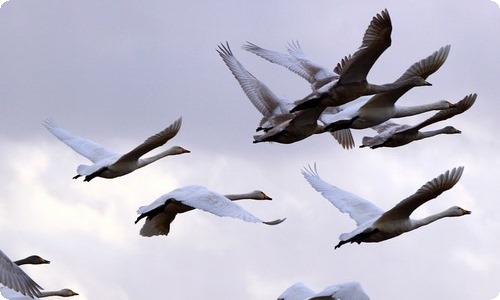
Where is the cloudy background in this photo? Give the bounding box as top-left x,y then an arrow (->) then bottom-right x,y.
0,0 -> 499,299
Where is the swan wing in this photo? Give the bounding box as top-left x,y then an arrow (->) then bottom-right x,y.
397,44 -> 450,82
311,281 -> 370,300
243,41 -> 338,87
378,166 -> 464,222
43,119 -> 118,163
334,9 -> 392,84
180,188 -> 284,224
278,282 -> 315,300
330,129 -> 355,149
217,42 -> 286,118
361,122 -> 410,147
0,250 -> 42,299
301,164 -> 383,226
409,93 -> 477,131
115,117 -> 182,163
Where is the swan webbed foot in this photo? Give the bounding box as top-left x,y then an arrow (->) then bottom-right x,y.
72,174 -> 81,179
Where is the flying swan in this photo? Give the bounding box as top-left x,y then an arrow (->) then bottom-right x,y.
301,164 -> 470,249
135,185 -> 286,237
291,9 -> 430,112
360,93 -> 476,148
0,288 -> 79,299
277,281 -> 370,300
43,118 -> 190,181
320,45 -> 453,132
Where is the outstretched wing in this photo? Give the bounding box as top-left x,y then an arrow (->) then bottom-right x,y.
243,41 -> 338,89
0,250 -> 43,298
379,166 -> 464,221
217,42 -> 287,118
335,9 -> 392,84
408,93 -> 477,132
116,117 -> 182,163
43,119 -> 118,163
301,164 -> 383,226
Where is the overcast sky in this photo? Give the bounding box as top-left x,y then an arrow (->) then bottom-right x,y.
0,1 -> 499,300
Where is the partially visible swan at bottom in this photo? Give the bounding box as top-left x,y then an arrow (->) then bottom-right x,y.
0,250 -> 44,299
135,185 -> 286,237
360,93 -> 476,148
277,281 -> 370,300
0,287 -> 78,299
301,164 -> 470,249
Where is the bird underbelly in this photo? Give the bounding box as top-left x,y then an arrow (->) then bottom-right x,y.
352,109 -> 394,129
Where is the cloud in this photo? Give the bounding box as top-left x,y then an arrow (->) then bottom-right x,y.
0,1 -> 499,299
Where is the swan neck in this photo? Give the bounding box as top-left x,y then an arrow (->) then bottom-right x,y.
412,210 -> 455,229
414,129 -> 448,140
38,291 -> 64,297
394,103 -> 443,118
223,192 -> 257,200
138,149 -> 177,167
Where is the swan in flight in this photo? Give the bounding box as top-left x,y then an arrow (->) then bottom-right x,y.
361,93 -> 476,148
217,42 -> 354,148
0,251 -> 48,299
301,164 -> 470,249
0,287 -> 78,299
320,45 -> 452,132
291,9 -> 430,113
242,40 -> 339,91
135,185 -> 286,237
43,118 -> 190,181
278,281 -> 370,300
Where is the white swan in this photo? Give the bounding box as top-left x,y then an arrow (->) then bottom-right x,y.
291,9 -> 431,113
43,118 -> 190,181
301,164 -> 470,249
135,185 -> 286,237
278,281 -> 370,300
361,93 -> 476,148
242,40 -> 339,91
1,287 -> 78,299
320,45 -> 452,132
217,42 -> 354,148
0,251 -> 44,299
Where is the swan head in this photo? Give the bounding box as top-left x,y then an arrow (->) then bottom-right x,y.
167,146 -> 191,155
442,126 -> 461,134
447,206 -> 471,216
249,190 -> 273,200
15,255 -> 50,265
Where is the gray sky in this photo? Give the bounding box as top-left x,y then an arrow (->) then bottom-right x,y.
0,0 -> 499,299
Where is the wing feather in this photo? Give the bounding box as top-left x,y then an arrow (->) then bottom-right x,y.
301,164 -> 383,226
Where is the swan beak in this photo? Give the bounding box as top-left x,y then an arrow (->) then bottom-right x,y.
463,209 -> 471,215
263,193 -> 272,200
182,148 -> 191,153
449,102 -> 458,108
424,81 -> 432,86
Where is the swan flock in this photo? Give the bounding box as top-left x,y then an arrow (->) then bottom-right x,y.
1,8 -> 477,300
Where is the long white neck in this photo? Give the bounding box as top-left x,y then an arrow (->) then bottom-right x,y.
224,191 -> 263,200
394,102 -> 447,118
137,148 -> 181,168
414,128 -> 452,141
411,209 -> 460,230
38,291 -> 69,298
